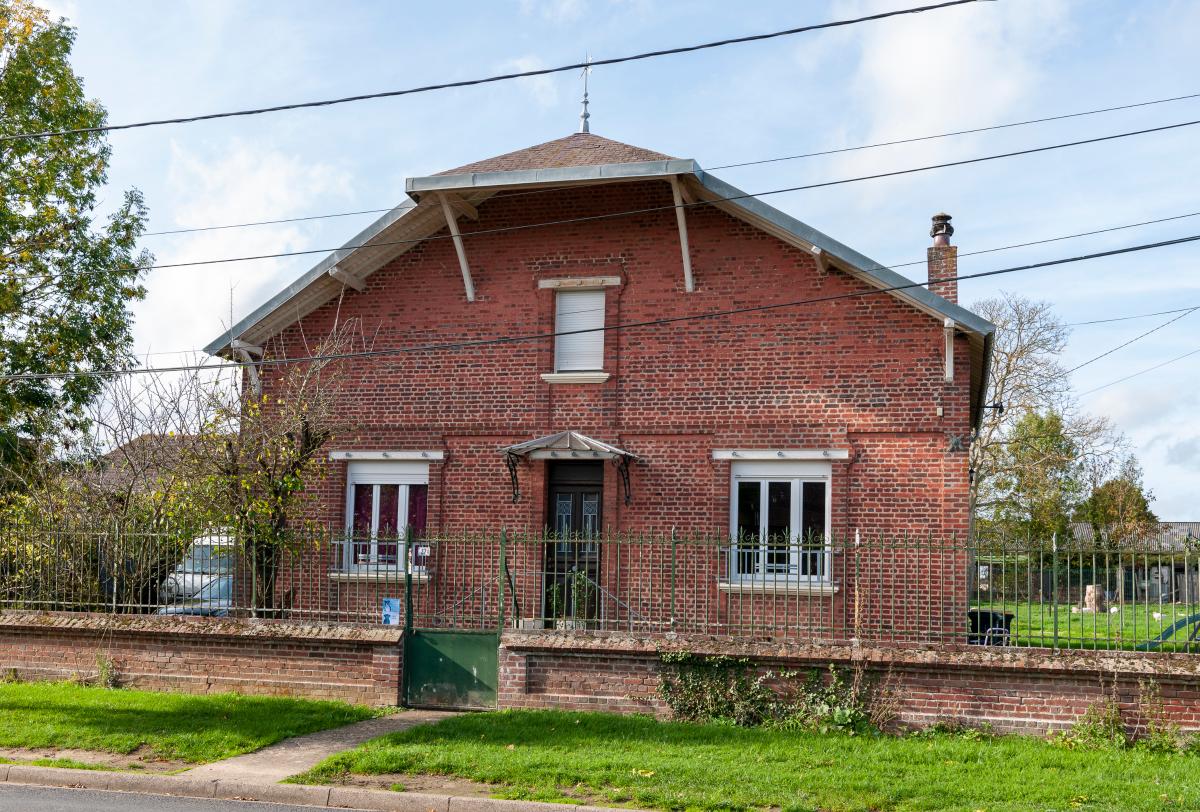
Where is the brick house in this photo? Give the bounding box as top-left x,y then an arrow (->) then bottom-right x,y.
206,133 -> 994,677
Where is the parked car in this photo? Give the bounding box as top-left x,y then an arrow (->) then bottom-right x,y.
159,534 -> 234,601
156,574 -> 232,617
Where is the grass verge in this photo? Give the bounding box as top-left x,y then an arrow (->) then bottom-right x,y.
295,709 -> 1200,812
0,681 -> 379,764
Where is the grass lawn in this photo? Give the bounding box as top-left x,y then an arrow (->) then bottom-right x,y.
0,681 -> 377,764
297,710 -> 1200,812
974,601 -> 1200,651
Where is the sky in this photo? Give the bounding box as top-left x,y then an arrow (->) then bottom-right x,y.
35,0 -> 1200,517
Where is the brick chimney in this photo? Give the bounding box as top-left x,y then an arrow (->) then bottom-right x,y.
927,212 -> 957,304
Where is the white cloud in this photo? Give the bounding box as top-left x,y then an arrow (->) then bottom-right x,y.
821,0 -> 1073,202
130,140 -> 353,361
519,0 -> 586,23
504,55 -> 560,109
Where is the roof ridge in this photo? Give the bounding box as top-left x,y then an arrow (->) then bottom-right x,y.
435,132 -> 674,176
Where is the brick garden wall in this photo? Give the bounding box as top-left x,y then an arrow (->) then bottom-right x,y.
0,612 -> 402,706
498,631 -> 1200,734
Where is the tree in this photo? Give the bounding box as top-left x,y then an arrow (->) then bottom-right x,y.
183,323 -> 361,616
985,410 -> 1084,542
0,1 -> 151,486
1075,455 -> 1158,546
969,292 -> 1125,531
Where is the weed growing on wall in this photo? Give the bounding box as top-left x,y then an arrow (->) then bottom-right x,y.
656,653 -> 885,734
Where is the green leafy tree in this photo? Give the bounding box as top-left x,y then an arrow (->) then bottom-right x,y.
0,0 -> 151,485
985,410 -> 1083,542
1075,455 -> 1158,546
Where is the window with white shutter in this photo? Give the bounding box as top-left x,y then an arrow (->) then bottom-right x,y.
554,290 -> 606,372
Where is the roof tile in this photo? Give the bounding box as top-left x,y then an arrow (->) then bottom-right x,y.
436,132 -> 673,175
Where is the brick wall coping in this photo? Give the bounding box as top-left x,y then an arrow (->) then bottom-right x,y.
501,630 -> 1200,679
0,611 -> 403,644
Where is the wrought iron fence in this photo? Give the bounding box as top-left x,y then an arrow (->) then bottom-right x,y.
2,526 -> 1198,652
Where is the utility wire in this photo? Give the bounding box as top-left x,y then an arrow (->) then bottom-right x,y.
4,233 -> 1197,382
89,92 -> 1200,241
0,0 -> 981,142
1067,304 -> 1200,327
1080,345 -> 1200,395
121,295 -> 1200,362
707,91 -> 1200,170
10,117 -> 1197,278
1065,308 -> 1199,374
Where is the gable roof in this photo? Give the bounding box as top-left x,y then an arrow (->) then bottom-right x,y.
437,133 -> 672,175
205,133 -> 996,424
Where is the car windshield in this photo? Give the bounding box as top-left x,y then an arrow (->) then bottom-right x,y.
194,577 -> 233,601
179,544 -> 233,574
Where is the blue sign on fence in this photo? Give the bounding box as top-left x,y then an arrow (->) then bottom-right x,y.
381,598 -> 401,626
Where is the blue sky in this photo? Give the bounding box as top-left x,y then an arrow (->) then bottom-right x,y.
42,0 -> 1200,516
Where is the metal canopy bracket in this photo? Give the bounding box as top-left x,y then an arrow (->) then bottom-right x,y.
437,192 -> 476,302
669,176 -> 695,293
504,452 -> 522,503
614,455 -> 633,506
499,430 -> 640,504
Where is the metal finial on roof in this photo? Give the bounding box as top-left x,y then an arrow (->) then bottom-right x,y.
578,53 -> 592,134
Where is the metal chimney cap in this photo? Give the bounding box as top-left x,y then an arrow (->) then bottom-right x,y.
930,212 -> 954,245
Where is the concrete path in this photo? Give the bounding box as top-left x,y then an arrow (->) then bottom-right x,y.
184,709 -> 455,784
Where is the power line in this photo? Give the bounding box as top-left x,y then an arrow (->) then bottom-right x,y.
1065,308 -> 1199,374
0,0 -> 981,143
5,233 -> 1197,382
92,93 -> 1199,242
1080,346 -> 1200,396
1066,304 -> 1200,327
887,211 -> 1200,271
707,91 -> 1200,170
12,117 -> 1198,278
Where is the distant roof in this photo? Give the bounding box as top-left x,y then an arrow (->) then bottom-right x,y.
436,133 -> 672,175
1069,522 -> 1200,550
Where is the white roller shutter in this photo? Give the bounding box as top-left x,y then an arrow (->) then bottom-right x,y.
554,290 -> 606,371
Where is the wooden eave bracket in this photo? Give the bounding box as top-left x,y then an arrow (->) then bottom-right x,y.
327,266 -> 366,292
944,318 -> 956,382
437,192 -> 476,302
230,341 -> 264,398
810,245 -> 829,274
669,176 -> 695,293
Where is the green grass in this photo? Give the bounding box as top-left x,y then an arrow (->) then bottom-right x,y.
974,601 -> 1200,651
296,710 -> 1200,812
0,681 -> 378,763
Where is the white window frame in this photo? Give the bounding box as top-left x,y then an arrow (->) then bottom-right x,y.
728,460 -> 832,584
553,289 -> 606,373
341,461 -> 429,574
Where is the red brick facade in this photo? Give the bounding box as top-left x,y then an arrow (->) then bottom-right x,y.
252,174 -> 975,636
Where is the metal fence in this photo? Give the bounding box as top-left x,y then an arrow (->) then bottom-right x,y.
2,526 -> 1199,652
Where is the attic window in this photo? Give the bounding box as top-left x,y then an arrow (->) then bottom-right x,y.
554,290 -> 605,372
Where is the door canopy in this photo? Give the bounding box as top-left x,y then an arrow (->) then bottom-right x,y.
499,431 -> 638,504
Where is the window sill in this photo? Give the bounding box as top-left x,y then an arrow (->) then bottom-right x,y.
718,580 -> 838,596
540,372 -> 611,384
328,570 -> 430,583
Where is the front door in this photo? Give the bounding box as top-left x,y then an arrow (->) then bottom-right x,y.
545,462 -> 602,623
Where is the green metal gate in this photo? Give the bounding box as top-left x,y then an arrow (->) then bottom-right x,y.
401,533 -> 507,709
404,629 -> 498,708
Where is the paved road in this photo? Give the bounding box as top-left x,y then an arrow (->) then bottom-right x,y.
0,784 -> 372,811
